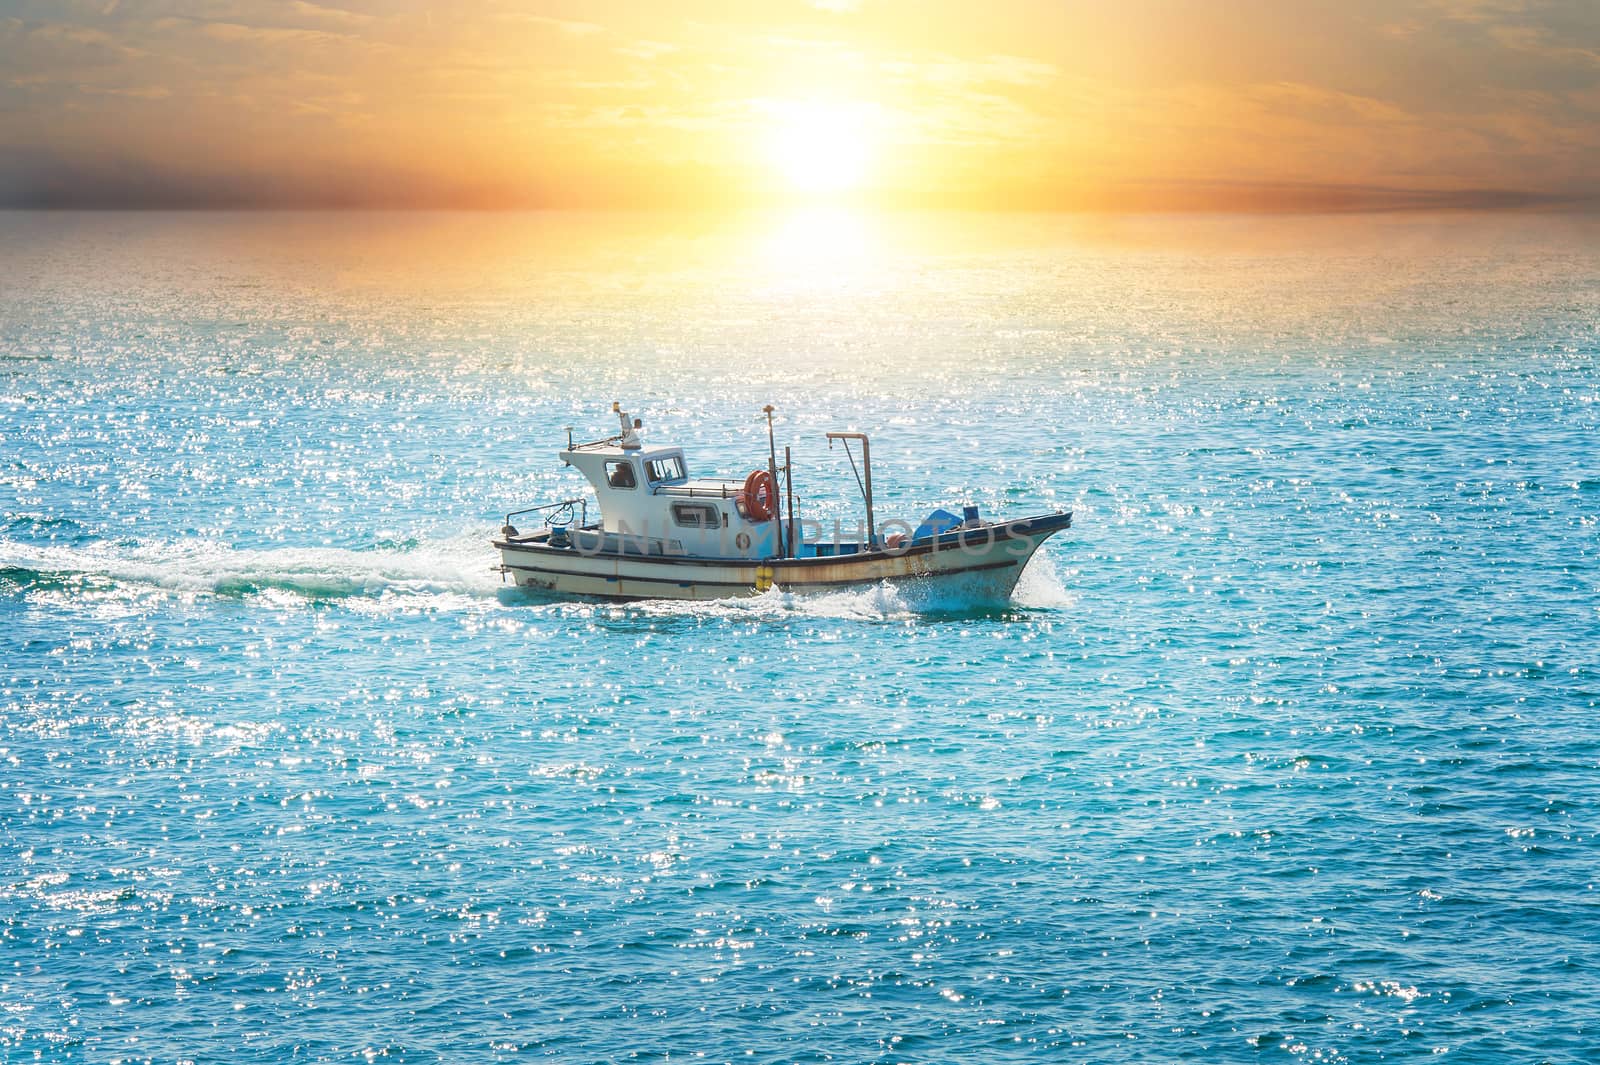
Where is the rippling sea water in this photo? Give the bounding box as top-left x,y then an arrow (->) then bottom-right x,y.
2,209 -> 1598,1063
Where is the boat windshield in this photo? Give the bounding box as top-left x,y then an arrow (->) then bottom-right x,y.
645,455 -> 686,483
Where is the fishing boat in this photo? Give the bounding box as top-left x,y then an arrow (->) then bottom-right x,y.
493,403 -> 1071,601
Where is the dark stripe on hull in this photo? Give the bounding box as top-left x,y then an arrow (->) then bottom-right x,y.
501,557 -> 1023,591
503,563 -> 754,589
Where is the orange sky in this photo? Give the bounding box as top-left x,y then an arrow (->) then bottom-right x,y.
1,0 -> 1597,209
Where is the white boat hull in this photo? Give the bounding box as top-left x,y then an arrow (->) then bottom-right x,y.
494,512 -> 1071,602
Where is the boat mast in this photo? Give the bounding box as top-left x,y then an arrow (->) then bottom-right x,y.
784,445 -> 796,559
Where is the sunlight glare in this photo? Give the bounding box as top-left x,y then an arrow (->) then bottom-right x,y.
765,100 -> 872,196
759,206 -> 879,281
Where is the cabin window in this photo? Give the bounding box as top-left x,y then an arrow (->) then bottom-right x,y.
645,455 -> 686,483
671,502 -> 720,529
605,460 -> 637,489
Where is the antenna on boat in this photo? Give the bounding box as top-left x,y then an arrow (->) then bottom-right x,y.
613,400 -> 642,449
764,404 -> 784,558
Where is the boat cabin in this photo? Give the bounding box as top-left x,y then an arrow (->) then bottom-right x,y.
559,408 -> 782,559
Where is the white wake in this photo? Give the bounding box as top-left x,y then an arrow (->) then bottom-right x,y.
0,531 -> 503,605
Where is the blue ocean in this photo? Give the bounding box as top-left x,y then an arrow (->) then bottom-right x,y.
2,209 -> 1597,1063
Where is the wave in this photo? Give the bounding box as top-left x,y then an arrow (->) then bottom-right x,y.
1012,550 -> 1075,610
1,512 -> 89,536
0,532 -> 504,604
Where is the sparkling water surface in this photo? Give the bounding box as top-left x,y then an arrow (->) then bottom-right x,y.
2,210 -> 1598,1062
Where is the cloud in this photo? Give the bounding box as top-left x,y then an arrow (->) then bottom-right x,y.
1487,24 -> 1600,65
1427,0 -> 1533,24
1379,19 -> 1425,39
193,20 -> 348,46
616,39 -> 678,61
880,53 -> 1058,89
505,13 -> 605,36
286,2 -> 374,28
25,20 -> 143,57
80,84 -> 172,99
1420,0 -> 1600,65
1247,82 -> 1411,123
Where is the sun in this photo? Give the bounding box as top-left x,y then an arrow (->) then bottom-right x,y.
765,100 -> 872,196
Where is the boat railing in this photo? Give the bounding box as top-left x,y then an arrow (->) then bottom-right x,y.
653,483 -> 739,499
502,498 -> 588,542
566,431 -> 627,451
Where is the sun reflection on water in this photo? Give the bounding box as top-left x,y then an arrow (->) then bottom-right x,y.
758,206 -> 881,281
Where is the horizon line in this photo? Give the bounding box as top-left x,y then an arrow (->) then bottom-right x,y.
0,176 -> 1588,216
1,197 -> 1592,216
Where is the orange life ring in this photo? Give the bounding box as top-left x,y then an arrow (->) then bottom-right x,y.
742,469 -> 776,522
